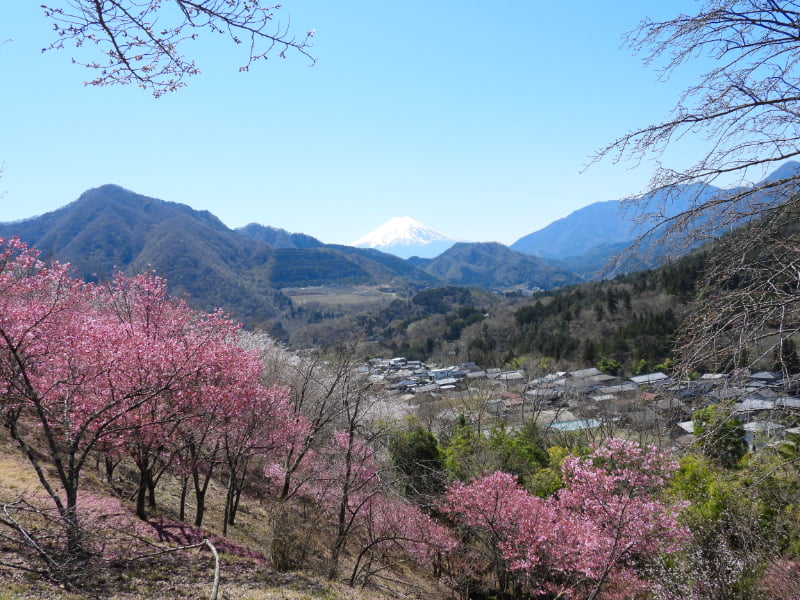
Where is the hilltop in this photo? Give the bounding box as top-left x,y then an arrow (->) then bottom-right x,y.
0,185 -> 440,330
0,186 -> 581,335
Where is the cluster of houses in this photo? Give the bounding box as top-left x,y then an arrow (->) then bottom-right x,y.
532,366 -> 800,451
361,358 -> 800,452
359,357 -> 524,394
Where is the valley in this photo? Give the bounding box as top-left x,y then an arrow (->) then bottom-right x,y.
6,2 -> 800,598
0,172 -> 798,600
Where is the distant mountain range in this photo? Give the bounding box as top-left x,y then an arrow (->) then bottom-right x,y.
352,216 -> 458,259
3,164 -> 795,327
350,162 -> 800,279
0,186 -> 436,328
509,183 -> 719,269
0,186 -> 572,328
508,162 -> 800,273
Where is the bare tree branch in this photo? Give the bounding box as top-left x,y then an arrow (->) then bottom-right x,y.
40,1 -> 315,96
594,0 -> 800,372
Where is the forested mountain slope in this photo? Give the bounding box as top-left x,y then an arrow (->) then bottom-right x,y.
301,251 -> 709,372
422,242 -> 581,290
0,185 -> 437,327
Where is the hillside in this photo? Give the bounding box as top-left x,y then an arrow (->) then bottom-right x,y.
0,185 -> 292,327
0,182 -> 699,360
0,186 -> 438,328
510,163 -> 800,277
236,222 -> 325,249
0,186 -> 598,335
422,242 -> 581,290
0,406 -> 443,600
302,250 -> 707,371
0,184 -> 715,362
510,183 -> 719,268
511,199 -> 640,259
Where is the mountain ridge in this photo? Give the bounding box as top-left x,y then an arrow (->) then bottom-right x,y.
510,162 -> 800,271
6,163 -> 794,331
422,242 -> 581,290
0,185 -> 439,328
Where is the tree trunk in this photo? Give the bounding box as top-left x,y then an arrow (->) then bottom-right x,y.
63,485 -> 85,560
136,475 -> 147,520
178,477 -> 188,522
195,492 -> 206,528
279,472 -> 292,502
104,455 -> 117,484
135,454 -> 150,519
222,475 -> 235,536
146,469 -> 157,510
230,486 -> 243,525
327,543 -> 341,581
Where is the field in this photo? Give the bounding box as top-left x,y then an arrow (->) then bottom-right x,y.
282,286 -> 398,307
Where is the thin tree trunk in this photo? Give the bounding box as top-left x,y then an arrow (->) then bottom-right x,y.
230,486 -> 243,525
136,475 -> 147,520
327,543 -> 342,581
104,455 -> 117,484
179,477 -> 188,522
135,453 -> 150,519
222,475 -> 235,536
63,486 -> 85,560
147,469 -> 157,510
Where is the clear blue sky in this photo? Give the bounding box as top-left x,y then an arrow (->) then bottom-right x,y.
1,1 -> 718,245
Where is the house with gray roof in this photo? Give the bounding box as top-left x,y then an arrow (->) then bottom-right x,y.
630,372 -> 670,386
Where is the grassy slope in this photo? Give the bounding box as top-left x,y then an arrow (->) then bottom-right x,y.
0,437 -> 443,600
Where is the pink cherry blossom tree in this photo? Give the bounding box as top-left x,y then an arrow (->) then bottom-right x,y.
441,470 -> 545,596
240,335 -> 359,506
258,342 -> 456,585
0,238 -> 131,562
218,378 -> 297,535
347,489 -> 455,587
299,429 -> 454,587
95,271 -> 265,522
443,438 -> 689,600
171,387 -> 225,526
0,238 -> 295,570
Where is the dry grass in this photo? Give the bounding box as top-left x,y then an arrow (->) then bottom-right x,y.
0,436 -> 447,600
282,287 -> 397,307
0,442 -> 47,496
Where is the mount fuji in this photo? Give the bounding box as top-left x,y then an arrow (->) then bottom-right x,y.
351,216 -> 459,259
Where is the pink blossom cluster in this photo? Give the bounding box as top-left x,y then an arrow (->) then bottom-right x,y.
0,238 -> 299,536
291,428 -> 455,568
442,438 -> 689,599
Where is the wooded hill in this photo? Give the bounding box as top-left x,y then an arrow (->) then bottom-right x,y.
0,185 -> 577,332
0,185 -> 439,329
291,251 -> 708,374
0,184 -> 716,372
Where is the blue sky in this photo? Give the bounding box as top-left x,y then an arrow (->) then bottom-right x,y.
1,1 -> 722,246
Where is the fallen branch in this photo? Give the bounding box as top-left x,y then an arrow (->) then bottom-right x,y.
127,538 -> 220,600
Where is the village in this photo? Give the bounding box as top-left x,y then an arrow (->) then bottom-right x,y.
361,357 -> 800,453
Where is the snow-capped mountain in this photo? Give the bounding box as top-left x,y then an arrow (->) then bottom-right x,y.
351,216 -> 458,259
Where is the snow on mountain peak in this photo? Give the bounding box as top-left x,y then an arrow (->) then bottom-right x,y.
351,217 -> 457,259
352,216 -> 455,248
